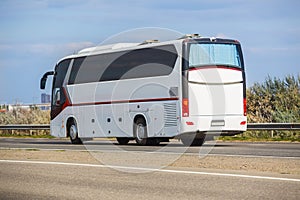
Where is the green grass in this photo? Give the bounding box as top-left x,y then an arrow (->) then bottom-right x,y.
218,136 -> 300,142
55,149 -> 66,152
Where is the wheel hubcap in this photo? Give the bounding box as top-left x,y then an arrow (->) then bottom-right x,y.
136,124 -> 145,141
70,125 -> 77,140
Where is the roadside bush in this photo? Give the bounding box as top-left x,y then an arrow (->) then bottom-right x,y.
243,75 -> 300,141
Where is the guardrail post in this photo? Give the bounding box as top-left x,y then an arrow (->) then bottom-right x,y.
271,130 -> 274,138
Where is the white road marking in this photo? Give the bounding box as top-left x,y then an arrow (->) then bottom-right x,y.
0,159 -> 299,182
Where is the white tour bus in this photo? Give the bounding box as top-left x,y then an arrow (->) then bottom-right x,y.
40,34 -> 247,146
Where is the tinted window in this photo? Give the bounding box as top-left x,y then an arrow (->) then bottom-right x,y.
51,59 -> 70,120
53,59 -> 70,88
68,57 -> 86,85
101,45 -> 178,81
68,45 -> 178,84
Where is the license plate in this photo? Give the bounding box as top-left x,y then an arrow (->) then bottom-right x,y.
211,120 -> 225,127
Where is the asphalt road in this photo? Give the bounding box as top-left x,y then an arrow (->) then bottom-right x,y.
0,137 -> 299,158
0,161 -> 299,200
1,138 -> 300,199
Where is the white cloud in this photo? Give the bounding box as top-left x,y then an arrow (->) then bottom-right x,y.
100,27 -> 183,45
0,41 -> 95,56
247,47 -> 300,54
0,44 -> 13,51
216,33 -> 230,38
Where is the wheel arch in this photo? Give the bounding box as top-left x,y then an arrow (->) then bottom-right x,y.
65,115 -> 79,138
133,113 -> 148,136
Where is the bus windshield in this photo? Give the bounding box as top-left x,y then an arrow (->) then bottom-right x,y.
189,43 -> 242,68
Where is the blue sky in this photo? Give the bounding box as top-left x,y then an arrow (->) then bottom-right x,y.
0,0 -> 299,104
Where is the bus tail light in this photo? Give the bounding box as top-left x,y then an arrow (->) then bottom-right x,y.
243,98 -> 247,116
182,98 -> 189,117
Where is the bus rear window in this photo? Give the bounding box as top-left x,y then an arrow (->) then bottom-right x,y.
188,43 -> 241,68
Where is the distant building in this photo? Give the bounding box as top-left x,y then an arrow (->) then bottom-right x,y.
41,93 -> 51,104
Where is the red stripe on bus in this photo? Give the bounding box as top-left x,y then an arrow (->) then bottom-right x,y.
62,87 -> 72,111
67,97 -> 179,107
189,66 -> 242,71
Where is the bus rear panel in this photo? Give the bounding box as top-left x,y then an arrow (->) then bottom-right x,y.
180,38 -> 247,137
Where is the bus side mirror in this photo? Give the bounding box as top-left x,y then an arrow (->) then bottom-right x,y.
40,71 -> 54,89
40,77 -> 47,90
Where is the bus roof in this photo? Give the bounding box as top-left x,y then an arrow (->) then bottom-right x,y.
56,35 -> 240,64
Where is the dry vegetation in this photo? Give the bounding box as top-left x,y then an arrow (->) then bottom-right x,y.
0,108 -> 50,136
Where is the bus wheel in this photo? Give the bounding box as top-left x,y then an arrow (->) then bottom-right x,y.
147,138 -> 160,146
116,137 -> 130,145
134,118 -> 148,145
69,121 -> 82,144
190,138 -> 205,146
180,134 -> 205,146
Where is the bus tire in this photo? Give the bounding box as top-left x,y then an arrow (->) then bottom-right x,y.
147,138 -> 160,146
190,138 -> 205,146
180,134 -> 205,146
68,120 -> 82,144
116,137 -> 130,145
134,118 -> 148,145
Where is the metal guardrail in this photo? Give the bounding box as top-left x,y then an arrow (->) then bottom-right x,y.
0,123 -> 299,131
0,124 -> 50,130
247,123 -> 300,130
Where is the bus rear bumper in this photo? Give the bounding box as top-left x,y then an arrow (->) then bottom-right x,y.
181,115 -> 247,136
